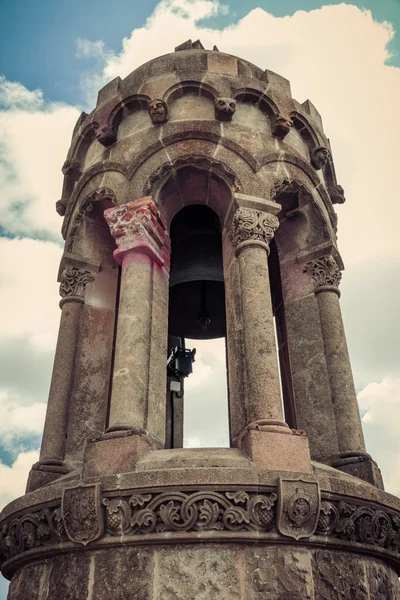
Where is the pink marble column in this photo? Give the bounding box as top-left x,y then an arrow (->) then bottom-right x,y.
38,266 -> 94,468
104,198 -> 170,446
304,255 -> 366,455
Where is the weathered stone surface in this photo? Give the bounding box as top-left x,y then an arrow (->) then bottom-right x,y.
92,548 -> 153,600
313,551 -> 368,599
157,546 -> 240,599
47,553 -> 91,598
246,547 -> 314,599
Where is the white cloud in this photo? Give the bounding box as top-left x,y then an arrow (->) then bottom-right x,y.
358,377 -> 400,496
0,78 -> 79,238
0,237 -> 62,350
0,451 -> 40,511
75,38 -> 109,60
0,391 -> 46,452
0,75 -> 44,111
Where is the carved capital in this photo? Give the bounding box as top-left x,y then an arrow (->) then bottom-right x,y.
104,198 -> 170,269
304,255 -> 342,293
59,266 -> 94,306
229,207 -> 279,254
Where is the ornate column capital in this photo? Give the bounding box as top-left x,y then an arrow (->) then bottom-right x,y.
104,197 -> 170,270
59,266 -> 95,307
303,255 -> 342,296
229,206 -> 279,255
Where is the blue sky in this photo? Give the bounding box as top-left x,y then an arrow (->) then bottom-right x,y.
1,0 -> 399,107
0,0 -> 399,596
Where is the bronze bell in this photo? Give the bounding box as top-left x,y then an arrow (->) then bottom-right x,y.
168,205 -> 226,340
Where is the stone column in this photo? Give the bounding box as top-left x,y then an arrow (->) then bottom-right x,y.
104,197 -> 170,447
303,255 -> 366,455
226,195 -> 311,472
29,266 -> 94,489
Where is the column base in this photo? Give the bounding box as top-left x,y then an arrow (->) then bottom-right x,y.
331,452 -> 384,489
83,428 -> 163,478
26,460 -> 70,493
232,421 -> 312,473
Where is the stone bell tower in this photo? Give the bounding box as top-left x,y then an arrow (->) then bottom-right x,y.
2,40 -> 400,598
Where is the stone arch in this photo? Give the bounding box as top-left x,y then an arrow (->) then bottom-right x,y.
66,186 -> 117,255
163,80 -> 218,104
268,174 -> 333,257
164,81 -> 217,122
232,88 -> 278,119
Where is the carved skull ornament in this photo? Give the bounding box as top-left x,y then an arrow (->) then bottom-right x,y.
215,97 -> 236,122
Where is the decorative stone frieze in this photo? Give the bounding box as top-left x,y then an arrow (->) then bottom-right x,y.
214,97 -> 236,121
311,146 -> 331,169
103,489 -> 278,535
229,206 -> 279,254
104,198 -> 170,269
148,99 -> 168,125
271,114 -> 293,139
2,486 -> 400,571
59,266 -> 94,306
303,256 -> 342,292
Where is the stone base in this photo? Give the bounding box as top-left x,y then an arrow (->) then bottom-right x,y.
26,461 -> 69,493
331,453 -> 384,489
233,426 -> 312,473
3,451 -> 400,599
83,430 -> 159,477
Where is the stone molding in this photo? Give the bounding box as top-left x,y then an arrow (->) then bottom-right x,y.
2,485 -> 400,576
229,206 -> 279,254
59,266 -> 95,307
104,198 -> 170,270
303,255 -> 342,294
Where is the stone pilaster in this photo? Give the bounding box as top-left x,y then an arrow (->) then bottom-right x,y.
28,266 -> 94,491
226,195 -> 311,472
102,198 -> 170,459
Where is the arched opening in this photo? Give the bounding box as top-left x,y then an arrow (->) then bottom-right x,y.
158,167 -> 231,450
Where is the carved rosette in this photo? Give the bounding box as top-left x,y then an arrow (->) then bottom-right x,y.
277,478 -> 320,540
59,266 -> 94,307
303,256 -> 342,295
104,197 -> 170,271
229,207 -> 279,254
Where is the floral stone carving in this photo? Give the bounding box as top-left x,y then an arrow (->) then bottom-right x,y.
229,207 -> 279,251
59,266 -> 94,303
104,197 -> 170,268
215,97 -> 236,121
2,489 -> 400,567
303,256 -> 342,290
103,490 -> 278,535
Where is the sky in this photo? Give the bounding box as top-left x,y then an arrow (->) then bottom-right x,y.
0,0 -> 399,594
